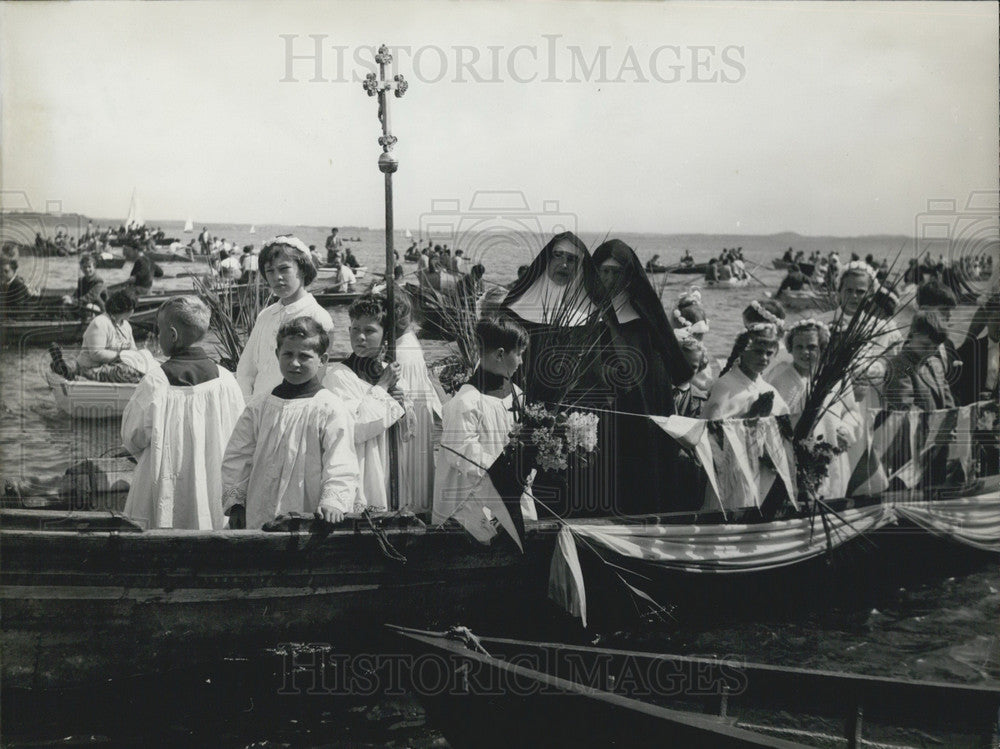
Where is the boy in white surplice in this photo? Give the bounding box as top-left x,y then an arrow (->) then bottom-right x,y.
122,296 -> 245,529
222,317 -> 360,530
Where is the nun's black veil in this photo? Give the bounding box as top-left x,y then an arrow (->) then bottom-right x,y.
502,231 -> 605,314
592,239 -> 693,387
592,238 -> 694,515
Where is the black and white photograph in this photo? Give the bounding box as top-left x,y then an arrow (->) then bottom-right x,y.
1,1 -> 998,746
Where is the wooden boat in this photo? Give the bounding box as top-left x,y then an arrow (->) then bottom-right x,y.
43,370 -> 139,418
773,259 -> 816,276
669,262 -> 709,275
146,248 -> 191,263
94,253 -> 128,270
645,264 -> 670,275
1,318 -> 89,348
3,472 -> 997,692
775,288 -> 837,312
705,276 -> 750,288
313,290 -> 363,306
389,625 -> 1000,749
314,265 -> 368,284
0,511 -> 558,690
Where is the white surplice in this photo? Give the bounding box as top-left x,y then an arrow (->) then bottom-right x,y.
220,391 -> 360,530
432,382 -> 521,526
394,330 -> 442,514
235,293 -> 334,400
322,363 -> 405,511
702,367 -> 790,420
122,366 -> 246,530
766,361 -> 861,499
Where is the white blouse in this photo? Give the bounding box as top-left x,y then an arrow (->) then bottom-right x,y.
703,367 -> 790,420
235,293 -> 334,400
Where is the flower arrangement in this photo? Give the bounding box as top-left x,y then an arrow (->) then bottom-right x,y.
794,437 -> 842,504
508,404 -> 600,474
428,353 -> 474,396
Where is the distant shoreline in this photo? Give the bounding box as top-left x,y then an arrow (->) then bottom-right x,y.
1,211 -> 917,244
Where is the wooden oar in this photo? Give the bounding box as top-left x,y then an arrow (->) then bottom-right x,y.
743,262 -> 767,287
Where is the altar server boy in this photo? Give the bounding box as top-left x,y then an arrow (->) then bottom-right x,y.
432,316 -> 530,527
122,296 -> 245,530
223,317 -> 360,530
322,295 -> 407,510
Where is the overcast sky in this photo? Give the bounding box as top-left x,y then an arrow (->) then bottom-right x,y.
2,1 -> 997,236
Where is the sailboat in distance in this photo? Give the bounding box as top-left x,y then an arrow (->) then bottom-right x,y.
125,189 -> 144,229
184,217 -> 194,233
249,225 -> 256,234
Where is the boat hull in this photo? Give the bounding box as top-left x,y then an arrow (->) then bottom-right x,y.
0,516 -> 559,690
44,370 -> 139,417
1,319 -> 88,348
775,288 -> 837,312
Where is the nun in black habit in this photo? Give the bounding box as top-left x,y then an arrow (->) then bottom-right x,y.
501,231 -> 618,517
501,231 -> 612,405
592,239 -> 695,515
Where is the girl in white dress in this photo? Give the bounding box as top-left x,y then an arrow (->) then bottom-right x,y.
433,316 -> 529,527
703,323 -> 790,420
766,319 -> 859,499
236,236 -> 334,400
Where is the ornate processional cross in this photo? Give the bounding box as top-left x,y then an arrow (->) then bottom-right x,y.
362,44 -> 408,509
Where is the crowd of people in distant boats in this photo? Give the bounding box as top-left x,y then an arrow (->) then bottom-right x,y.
6,227 -> 990,533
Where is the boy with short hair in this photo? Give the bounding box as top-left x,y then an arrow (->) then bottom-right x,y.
63,254 -> 107,312
0,256 -> 32,316
122,296 -> 245,529
432,315 -> 529,527
885,311 -> 956,411
223,317 -> 360,529
322,295 -> 407,511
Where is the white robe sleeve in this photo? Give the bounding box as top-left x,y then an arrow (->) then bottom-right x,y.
325,367 -> 404,444
442,397 -> 490,481
235,311 -> 265,400
318,407 -> 361,514
220,401 -> 258,510
120,373 -> 160,456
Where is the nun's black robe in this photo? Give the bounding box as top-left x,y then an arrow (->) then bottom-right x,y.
593,240 -> 695,515
500,232 -> 617,518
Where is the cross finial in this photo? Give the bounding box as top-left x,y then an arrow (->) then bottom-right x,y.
362,44 -> 408,173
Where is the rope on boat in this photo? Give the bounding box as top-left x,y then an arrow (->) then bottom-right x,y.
362,507 -> 408,564
445,626 -> 491,656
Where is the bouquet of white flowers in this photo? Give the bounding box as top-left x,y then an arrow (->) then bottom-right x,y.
508,404 -> 600,475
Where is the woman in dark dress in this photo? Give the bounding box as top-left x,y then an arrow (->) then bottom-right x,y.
592,239 -> 694,515
501,231 -> 616,517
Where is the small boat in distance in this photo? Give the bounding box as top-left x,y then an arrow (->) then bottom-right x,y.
249,225 -> 256,234
125,189 -> 143,230
183,218 -> 194,233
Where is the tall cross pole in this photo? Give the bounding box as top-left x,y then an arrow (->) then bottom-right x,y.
363,44 -> 408,510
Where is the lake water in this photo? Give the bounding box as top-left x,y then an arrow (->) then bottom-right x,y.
2,216 -> 996,747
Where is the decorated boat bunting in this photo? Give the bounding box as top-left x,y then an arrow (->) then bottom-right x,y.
442,401 -> 997,545
550,485 -> 1000,627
